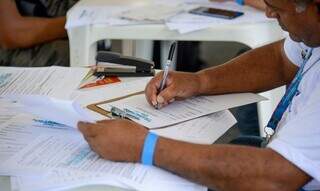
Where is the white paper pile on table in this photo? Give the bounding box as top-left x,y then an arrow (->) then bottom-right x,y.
65,5 -> 137,28
120,4 -> 186,23
0,66 -> 89,99
0,106 -> 206,191
65,1 -> 272,34
166,1 -> 271,34
0,66 -> 242,191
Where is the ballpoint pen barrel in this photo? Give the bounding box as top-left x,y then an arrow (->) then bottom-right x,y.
159,62 -> 171,91
168,42 -> 177,60
155,41 -> 177,109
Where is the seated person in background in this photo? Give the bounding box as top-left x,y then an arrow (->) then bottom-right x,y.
0,0 -> 77,67
79,0 -> 320,190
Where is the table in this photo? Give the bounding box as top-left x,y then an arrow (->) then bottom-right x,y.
67,0 -> 285,67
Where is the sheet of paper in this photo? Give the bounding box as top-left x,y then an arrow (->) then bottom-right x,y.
0,97 -> 24,125
166,1 -> 272,34
2,132 -> 206,191
0,102 -> 128,191
65,0 -> 270,31
6,95 -> 95,128
10,170 -> 130,191
65,2 -> 189,29
71,77 -> 152,106
121,4 -> 185,22
0,114 -> 76,167
66,0 -> 272,34
0,66 -> 89,99
11,167 -> 206,191
98,93 -> 266,129
66,5 -> 141,29
152,110 -> 236,144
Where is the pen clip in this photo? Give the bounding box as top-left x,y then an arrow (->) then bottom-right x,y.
110,106 -> 141,121
168,41 -> 177,61
110,106 -> 126,119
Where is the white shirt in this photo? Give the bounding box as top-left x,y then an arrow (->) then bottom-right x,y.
267,37 -> 320,190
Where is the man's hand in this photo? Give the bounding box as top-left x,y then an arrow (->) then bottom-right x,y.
145,71 -> 203,108
78,119 -> 148,162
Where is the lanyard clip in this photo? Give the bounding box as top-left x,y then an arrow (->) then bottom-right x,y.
261,127 -> 275,147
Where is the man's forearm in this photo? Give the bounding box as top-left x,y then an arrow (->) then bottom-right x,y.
196,40 -> 298,95
11,16 -> 67,49
0,0 -> 67,49
154,137 -> 310,191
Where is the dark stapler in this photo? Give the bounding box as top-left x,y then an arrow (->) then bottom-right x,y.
94,51 -> 155,77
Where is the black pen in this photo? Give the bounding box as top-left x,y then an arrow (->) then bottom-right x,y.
155,41 -> 177,109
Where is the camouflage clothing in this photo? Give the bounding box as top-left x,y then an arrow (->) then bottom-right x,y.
15,0 -> 78,17
0,40 -> 69,67
0,0 -> 78,67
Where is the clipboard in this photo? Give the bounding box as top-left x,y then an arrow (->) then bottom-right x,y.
86,91 -> 145,118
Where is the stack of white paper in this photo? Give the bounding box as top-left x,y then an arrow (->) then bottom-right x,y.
121,4 -> 185,22
0,66 -> 89,99
65,5 -> 136,29
0,113 -> 207,191
66,1 -> 271,34
0,85 -> 233,191
166,2 -> 271,34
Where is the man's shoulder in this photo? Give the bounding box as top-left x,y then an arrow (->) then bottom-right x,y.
283,37 -> 305,66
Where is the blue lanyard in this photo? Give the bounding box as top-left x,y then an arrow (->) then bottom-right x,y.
263,48 -> 314,144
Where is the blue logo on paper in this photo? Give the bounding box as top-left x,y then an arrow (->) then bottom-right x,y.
33,119 -> 69,129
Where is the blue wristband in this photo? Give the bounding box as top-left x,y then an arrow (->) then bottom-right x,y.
141,132 -> 159,166
235,0 -> 245,5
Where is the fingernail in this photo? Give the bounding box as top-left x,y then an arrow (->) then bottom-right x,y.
157,96 -> 164,104
152,100 -> 157,106
169,98 -> 175,103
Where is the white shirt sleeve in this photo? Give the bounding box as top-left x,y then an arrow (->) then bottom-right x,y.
267,88 -> 320,189
267,38 -> 320,189
284,37 -> 304,67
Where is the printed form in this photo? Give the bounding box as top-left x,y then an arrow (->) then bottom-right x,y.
0,109 -> 131,191
99,93 -> 266,129
1,132 -> 206,191
152,110 -> 236,144
0,115 -> 75,173
0,66 -> 89,99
